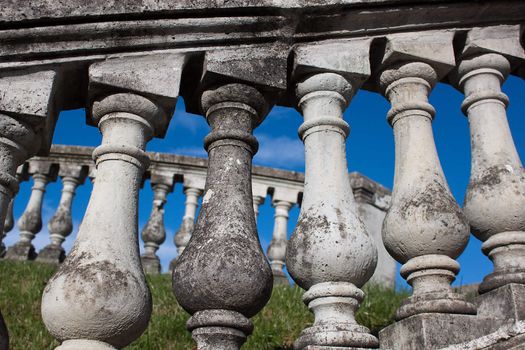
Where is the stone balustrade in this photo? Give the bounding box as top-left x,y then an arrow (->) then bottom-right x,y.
3,145 -> 394,282
0,1 -> 523,349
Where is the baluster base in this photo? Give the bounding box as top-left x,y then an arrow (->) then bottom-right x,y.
395,291 -> 476,320
295,283 -> 379,350
4,242 -> 36,261
295,324 -> 379,350
140,254 -> 161,275
272,269 -> 289,286
36,244 -> 65,265
57,339 -> 117,350
187,310 -> 253,350
479,232 -> 525,294
479,270 -> 525,295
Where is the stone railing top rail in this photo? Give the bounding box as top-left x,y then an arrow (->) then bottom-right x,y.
23,144 -> 390,208
0,0 -> 459,22
1,0 -> 524,73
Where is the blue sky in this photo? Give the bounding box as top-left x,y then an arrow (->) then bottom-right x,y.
4,75 -> 525,289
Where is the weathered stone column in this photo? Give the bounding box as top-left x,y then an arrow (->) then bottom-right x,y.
252,195 -> 265,219
267,200 -> 292,285
174,186 -> 202,256
37,165 -> 87,264
169,175 -> 204,272
6,161 -> 57,261
251,183 -> 269,222
287,39 -> 378,349
379,61 -> 475,320
141,182 -> 171,274
0,69 -> 62,350
458,53 -> 525,294
41,54 -> 185,350
173,83 -> 273,349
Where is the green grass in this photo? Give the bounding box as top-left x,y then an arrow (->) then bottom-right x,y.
0,261 -> 407,349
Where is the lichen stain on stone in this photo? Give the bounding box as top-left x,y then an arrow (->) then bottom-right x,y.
466,165 -> 525,203
400,180 -> 463,222
48,208 -> 72,234
19,210 -> 42,232
335,208 -> 348,239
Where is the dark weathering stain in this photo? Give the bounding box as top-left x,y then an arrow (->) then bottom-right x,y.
400,179 -> 464,221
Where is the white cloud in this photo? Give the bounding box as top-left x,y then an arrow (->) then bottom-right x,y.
254,134 -> 304,170
170,110 -> 208,134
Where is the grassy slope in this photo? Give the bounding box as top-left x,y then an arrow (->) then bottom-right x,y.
0,261 -> 407,349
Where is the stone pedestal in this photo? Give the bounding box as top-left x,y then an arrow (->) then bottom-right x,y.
5,242 -> 36,261
272,269 -> 289,286
36,244 -> 65,264
477,284 -> 525,322
379,314 -> 497,350
141,255 -> 161,275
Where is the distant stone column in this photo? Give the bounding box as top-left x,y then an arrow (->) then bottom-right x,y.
174,187 -> 202,255
141,182 -> 171,274
252,195 -> 265,219
6,162 -> 57,261
267,200 -> 292,285
37,166 -> 87,264
458,53 -> 525,293
173,83 -> 273,349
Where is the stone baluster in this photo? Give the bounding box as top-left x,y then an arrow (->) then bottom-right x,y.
173,83 -> 273,349
141,179 -> 172,274
267,200 -> 292,285
286,39 -> 378,349
6,161 -> 57,261
455,26 -> 525,295
174,187 -> 202,256
169,175 -> 204,272
37,165 -> 87,264
41,54 -> 185,350
0,69 -> 62,350
379,59 -> 475,318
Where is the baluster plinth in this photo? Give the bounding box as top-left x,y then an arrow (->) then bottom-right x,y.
172,83 -> 273,350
